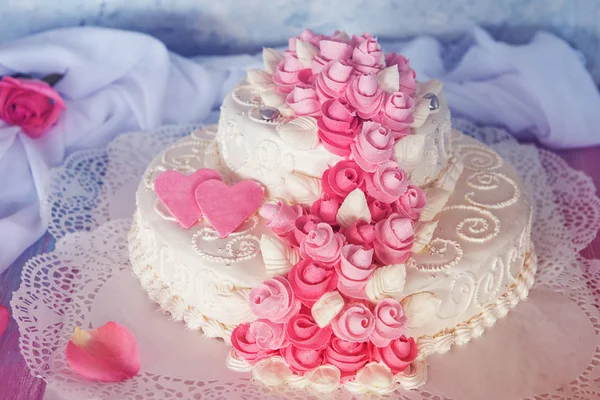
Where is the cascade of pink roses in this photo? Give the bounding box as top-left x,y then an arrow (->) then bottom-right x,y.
230,30 -> 428,383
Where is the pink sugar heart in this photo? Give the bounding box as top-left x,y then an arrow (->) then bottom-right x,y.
195,180 -> 265,238
154,169 -> 221,229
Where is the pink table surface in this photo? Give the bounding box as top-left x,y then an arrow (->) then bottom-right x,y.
0,144 -> 599,400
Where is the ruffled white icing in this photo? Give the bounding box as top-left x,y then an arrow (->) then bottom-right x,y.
420,187 -> 451,221
252,356 -> 293,386
394,133 -> 426,175
411,97 -> 432,129
311,291 -> 345,328
395,358 -> 428,390
412,221 -> 438,253
262,47 -> 284,74
344,362 -> 398,395
365,264 -> 406,302
285,172 -> 323,204
335,188 -> 371,228
377,66 -> 400,93
401,292 -> 442,329
226,349 -> 253,372
417,79 -> 443,96
296,40 -> 319,68
303,365 -> 342,392
277,117 -> 319,150
247,69 -> 277,92
260,234 -> 300,276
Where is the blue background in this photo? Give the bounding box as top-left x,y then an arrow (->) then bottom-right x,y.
1,0 -> 598,82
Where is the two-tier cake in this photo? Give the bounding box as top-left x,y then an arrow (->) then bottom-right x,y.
128,29 -> 535,394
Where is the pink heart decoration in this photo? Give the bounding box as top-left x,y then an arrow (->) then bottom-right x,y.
195,179 -> 265,238
154,169 -> 221,229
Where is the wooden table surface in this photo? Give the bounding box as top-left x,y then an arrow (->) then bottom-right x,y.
0,145 -> 599,400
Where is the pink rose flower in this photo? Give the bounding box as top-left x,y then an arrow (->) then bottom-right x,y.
365,160 -> 409,203
324,338 -> 370,381
322,160 -> 365,202
288,29 -> 323,52
230,322 -> 278,365
350,33 -> 375,47
345,75 -> 385,119
343,219 -> 376,249
285,313 -> 332,349
300,223 -> 344,264
369,299 -> 407,348
0,76 -> 65,138
335,244 -> 375,297
317,99 -> 361,156
286,86 -> 321,117
318,39 -> 353,62
310,196 -> 340,226
373,92 -> 414,139
331,303 -> 375,342
288,259 -> 338,307
368,199 -> 392,223
249,276 -> 301,323
293,214 -> 321,247
393,185 -> 426,220
260,201 -> 303,237
273,54 -> 313,93
350,121 -> 393,172
351,37 -> 384,74
315,60 -> 355,101
283,345 -> 324,373
374,214 -> 414,264
371,335 -> 418,374
384,53 -> 417,96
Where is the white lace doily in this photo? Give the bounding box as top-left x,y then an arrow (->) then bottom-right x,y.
11,120 -> 600,400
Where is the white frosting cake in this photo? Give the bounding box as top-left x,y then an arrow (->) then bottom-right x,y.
128,31 -> 536,393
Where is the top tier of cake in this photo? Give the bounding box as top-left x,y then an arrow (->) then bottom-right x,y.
215,53 -> 452,205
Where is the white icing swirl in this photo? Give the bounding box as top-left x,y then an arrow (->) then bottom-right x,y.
365,264 -> 406,302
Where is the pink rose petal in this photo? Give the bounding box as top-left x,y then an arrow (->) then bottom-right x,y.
0,305 -> 9,338
66,322 -> 140,382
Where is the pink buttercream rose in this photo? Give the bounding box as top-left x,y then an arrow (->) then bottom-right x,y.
0,76 -> 65,138
365,160 -> 409,203
273,54 -> 312,93
285,313 -> 332,349
249,276 -> 301,323
350,33 -> 375,47
318,39 -> 353,62
260,201 -> 303,237
384,53 -> 417,96
230,322 -> 278,365
300,223 -> 344,264
288,259 -> 338,307
283,345 -> 324,373
373,92 -> 414,139
331,303 -> 375,342
374,214 -> 414,264
315,60 -> 355,101
343,219 -> 376,249
286,86 -> 321,117
371,335 -> 418,374
335,244 -> 375,297
368,199 -> 393,223
393,185 -> 426,220
317,99 -> 361,156
310,196 -> 340,226
288,29 -> 323,52
293,214 -> 321,247
324,338 -> 371,381
322,160 -> 365,201
369,299 -> 407,348
350,121 -> 393,172
351,37 -> 384,74
345,75 -> 385,119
